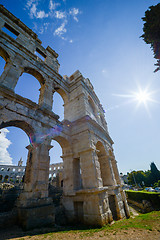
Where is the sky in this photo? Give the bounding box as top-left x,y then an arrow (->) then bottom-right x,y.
0,0 -> 160,174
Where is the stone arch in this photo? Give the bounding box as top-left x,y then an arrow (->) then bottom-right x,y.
0,46 -> 10,63
0,120 -> 34,137
88,96 -> 97,118
0,120 -> 34,175
0,46 -> 10,77
52,92 -> 64,120
22,67 -> 45,86
55,88 -> 68,105
50,135 -> 73,193
96,141 -> 113,186
53,87 -> 69,120
53,135 -> 71,155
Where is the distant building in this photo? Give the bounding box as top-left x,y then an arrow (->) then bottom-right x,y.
120,173 -> 128,184
0,158 -> 63,186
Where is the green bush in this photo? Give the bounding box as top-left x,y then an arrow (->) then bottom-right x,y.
126,190 -> 160,209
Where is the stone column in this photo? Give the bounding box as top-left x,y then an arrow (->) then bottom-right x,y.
107,155 -> 117,186
0,62 -> 22,90
38,79 -> 54,111
111,158 -> 121,185
121,190 -> 130,218
61,153 -> 75,222
98,155 -> 116,186
22,142 -> 51,200
17,143 -> 55,230
61,153 -> 74,195
79,149 -> 102,189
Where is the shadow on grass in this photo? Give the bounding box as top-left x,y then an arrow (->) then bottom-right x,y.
0,211 -> 160,240
0,223 -> 102,240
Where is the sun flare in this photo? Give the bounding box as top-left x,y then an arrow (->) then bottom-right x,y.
133,89 -> 151,104
111,85 -> 159,116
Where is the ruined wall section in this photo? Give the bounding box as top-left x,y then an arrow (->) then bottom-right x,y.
0,5 -> 130,228
0,5 -> 69,113
65,70 -> 108,131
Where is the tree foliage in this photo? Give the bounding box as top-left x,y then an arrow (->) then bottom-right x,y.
127,162 -> 160,187
141,3 -> 160,71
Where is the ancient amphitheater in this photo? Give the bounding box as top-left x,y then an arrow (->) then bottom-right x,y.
0,5 -> 130,230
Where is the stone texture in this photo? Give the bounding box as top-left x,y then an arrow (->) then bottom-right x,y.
0,4 -> 130,229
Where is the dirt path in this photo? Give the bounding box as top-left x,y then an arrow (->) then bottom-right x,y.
0,226 -> 160,240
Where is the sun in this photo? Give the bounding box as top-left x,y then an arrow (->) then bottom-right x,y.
133,89 -> 151,104
110,85 -> 159,116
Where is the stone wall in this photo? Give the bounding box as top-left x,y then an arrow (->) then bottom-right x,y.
0,4 -> 130,229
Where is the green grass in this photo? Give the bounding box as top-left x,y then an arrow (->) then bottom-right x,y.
25,211 -> 160,239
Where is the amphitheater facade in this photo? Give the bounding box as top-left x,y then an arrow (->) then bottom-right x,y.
0,5 -> 130,229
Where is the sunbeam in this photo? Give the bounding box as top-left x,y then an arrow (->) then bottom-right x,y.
110,85 -> 160,116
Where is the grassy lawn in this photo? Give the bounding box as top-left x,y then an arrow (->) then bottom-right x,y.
0,211 -> 160,240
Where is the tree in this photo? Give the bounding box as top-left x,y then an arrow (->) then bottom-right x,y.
150,162 -> 160,183
127,163 -> 160,187
127,170 -> 146,186
141,3 -> 160,72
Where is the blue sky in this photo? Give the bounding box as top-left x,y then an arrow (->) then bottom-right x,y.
0,0 -> 160,174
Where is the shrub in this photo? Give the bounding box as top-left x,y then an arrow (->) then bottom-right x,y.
126,190 -> 160,210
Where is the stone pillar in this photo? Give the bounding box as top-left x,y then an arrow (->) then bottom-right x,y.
61,153 -> 75,222
111,158 -> 121,185
98,155 -> 116,186
79,149 -> 102,189
23,143 -> 51,199
61,153 -> 74,195
0,62 -> 22,90
38,79 -> 54,111
17,143 -> 55,230
107,155 -> 117,186
120,190 -> 130,218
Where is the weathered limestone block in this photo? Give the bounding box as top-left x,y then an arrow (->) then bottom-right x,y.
0,62 -> 22,90
79,150 -> 102,189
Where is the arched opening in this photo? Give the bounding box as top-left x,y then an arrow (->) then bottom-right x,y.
52,92 -> 64,121
49,136 -> 71,191
49,139 -> 63,185
96,141 -> 113,187
0,120 -> 33,184
88,96 -> 97,120
50,140 -> 62,165
0,56 -> 6,76
15,72 -> 41,104
0,47 -> 10,76
48,137 -> 70,206
0,127 -> 29,166
0,123 -> 31,212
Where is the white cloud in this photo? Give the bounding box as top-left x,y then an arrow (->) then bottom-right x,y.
29,3 -> 37,18
25,0 -> 81,41
37,10 -> 48,18
28,2 -> 49,19
54,21 -> 67,37
33,22 -> 38,31
26,0 -> 38,9
0,129 -> 13,165
69,7 -> 80,22
49,0 -> 60,11
39,22 -> 49,34
55,11 -> 66,19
